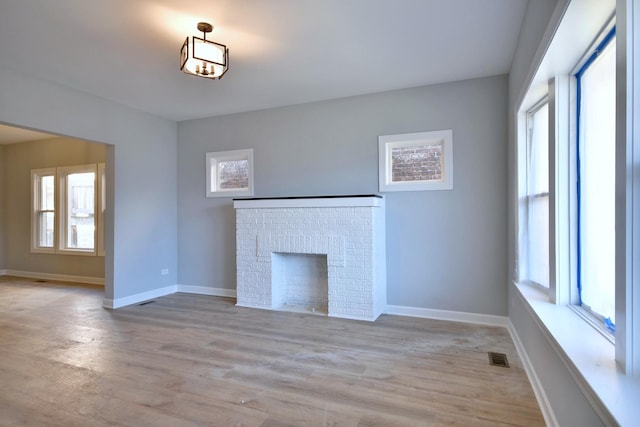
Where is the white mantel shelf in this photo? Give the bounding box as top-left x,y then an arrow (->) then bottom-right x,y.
233,195 -> 384,209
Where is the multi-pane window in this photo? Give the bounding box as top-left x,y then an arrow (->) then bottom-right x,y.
524,101 -> 550,288
31,168 -> 56,252
575,30 -> 616,326
31,163 -> 105,256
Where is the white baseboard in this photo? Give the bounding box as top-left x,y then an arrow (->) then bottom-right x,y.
508,319 -> 558,427
177,285 -> 236,298
385,304 -> 509,327
1,269 -> 104,285
103,285 -> 177,309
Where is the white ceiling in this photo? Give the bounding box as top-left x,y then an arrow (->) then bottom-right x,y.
0,0 -> 528,126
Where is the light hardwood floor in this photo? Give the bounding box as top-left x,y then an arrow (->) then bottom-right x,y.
0,276 -> 544,426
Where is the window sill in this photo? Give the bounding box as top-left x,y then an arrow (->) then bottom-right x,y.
513,282 -> 639,426
30,249 -> 103,257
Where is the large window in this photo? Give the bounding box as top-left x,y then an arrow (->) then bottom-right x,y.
517,25 -> 617,333
515,2 -> 640,418
59,165 -> 96,253
575,29 -> 617,327
31,163 -> 105,256
524,100 -> 550,288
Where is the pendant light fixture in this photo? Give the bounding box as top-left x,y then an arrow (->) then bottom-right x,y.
180,22 -> 229,79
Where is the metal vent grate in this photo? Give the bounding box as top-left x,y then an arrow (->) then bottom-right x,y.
488,352 -> 510,368
138,300 -> 155,306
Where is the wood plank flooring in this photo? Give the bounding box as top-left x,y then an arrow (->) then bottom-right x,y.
0,276 -> 545,426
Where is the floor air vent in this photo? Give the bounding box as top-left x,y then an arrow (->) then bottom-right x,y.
488,352 -> 510,368
138,300 -> 155,306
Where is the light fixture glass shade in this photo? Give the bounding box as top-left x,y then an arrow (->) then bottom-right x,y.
180,35 -> 229,79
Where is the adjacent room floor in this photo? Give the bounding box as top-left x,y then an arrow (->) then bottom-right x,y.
0,276 -> 544,426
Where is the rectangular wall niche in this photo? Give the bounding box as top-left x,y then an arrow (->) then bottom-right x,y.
234,195 -> 386,321
272,253 -> 328,314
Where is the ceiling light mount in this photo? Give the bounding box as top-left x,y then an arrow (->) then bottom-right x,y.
197,22 -> 213,33
180,21 -> 228,80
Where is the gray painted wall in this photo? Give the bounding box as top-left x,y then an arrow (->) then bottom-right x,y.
3,137 -> 105,278
178,75 -> 508,316
507,0 -> 604,425
0,66 -> 178,301
0,144 -> 5,269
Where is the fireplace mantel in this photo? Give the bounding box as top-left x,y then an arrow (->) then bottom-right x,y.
233,194 -> 383,209
234,195 -> 386,321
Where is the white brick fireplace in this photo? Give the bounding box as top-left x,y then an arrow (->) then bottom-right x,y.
234,195 -> 386,321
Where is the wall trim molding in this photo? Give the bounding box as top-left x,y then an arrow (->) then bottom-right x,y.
507,319 -> 559,427
103,285 -> 176,309
385,304 -> 509,327
177,285 -> 236,298
1,269 -> 104,285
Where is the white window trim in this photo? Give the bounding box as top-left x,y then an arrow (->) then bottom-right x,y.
548,75 -> 575,307
514,1 -> 640,424
58,163 -> 98,256
616,0 -> 640,377
518,18 -> 617,332
97,162 -> 105,257
378,130 -> 453,192
30,167 -> 56,254
206,149 -> 254,198
31,163 -> 105,257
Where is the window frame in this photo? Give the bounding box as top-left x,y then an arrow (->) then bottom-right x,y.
521,97 -> 551,290
378,130 -> 453,192
206,149 -> 254,198
30,163 -> 105,257
518,22 -> 618,318
513,2 -> 640,420
58,163 -> 98,256
573,26 -> 617,330
30,168 -> 57,254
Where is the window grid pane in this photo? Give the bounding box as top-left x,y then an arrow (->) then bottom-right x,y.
578,37 -> 616,323
40,175 -> 55,210
36,174 -> 55,248
528,104 -> 549,196
525,102 -> 550,288
528,196 -> 549,287
66,172 -> 95,250
38,211 -> 54,247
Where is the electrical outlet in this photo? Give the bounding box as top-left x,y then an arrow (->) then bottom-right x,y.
161,268 -> 169,275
